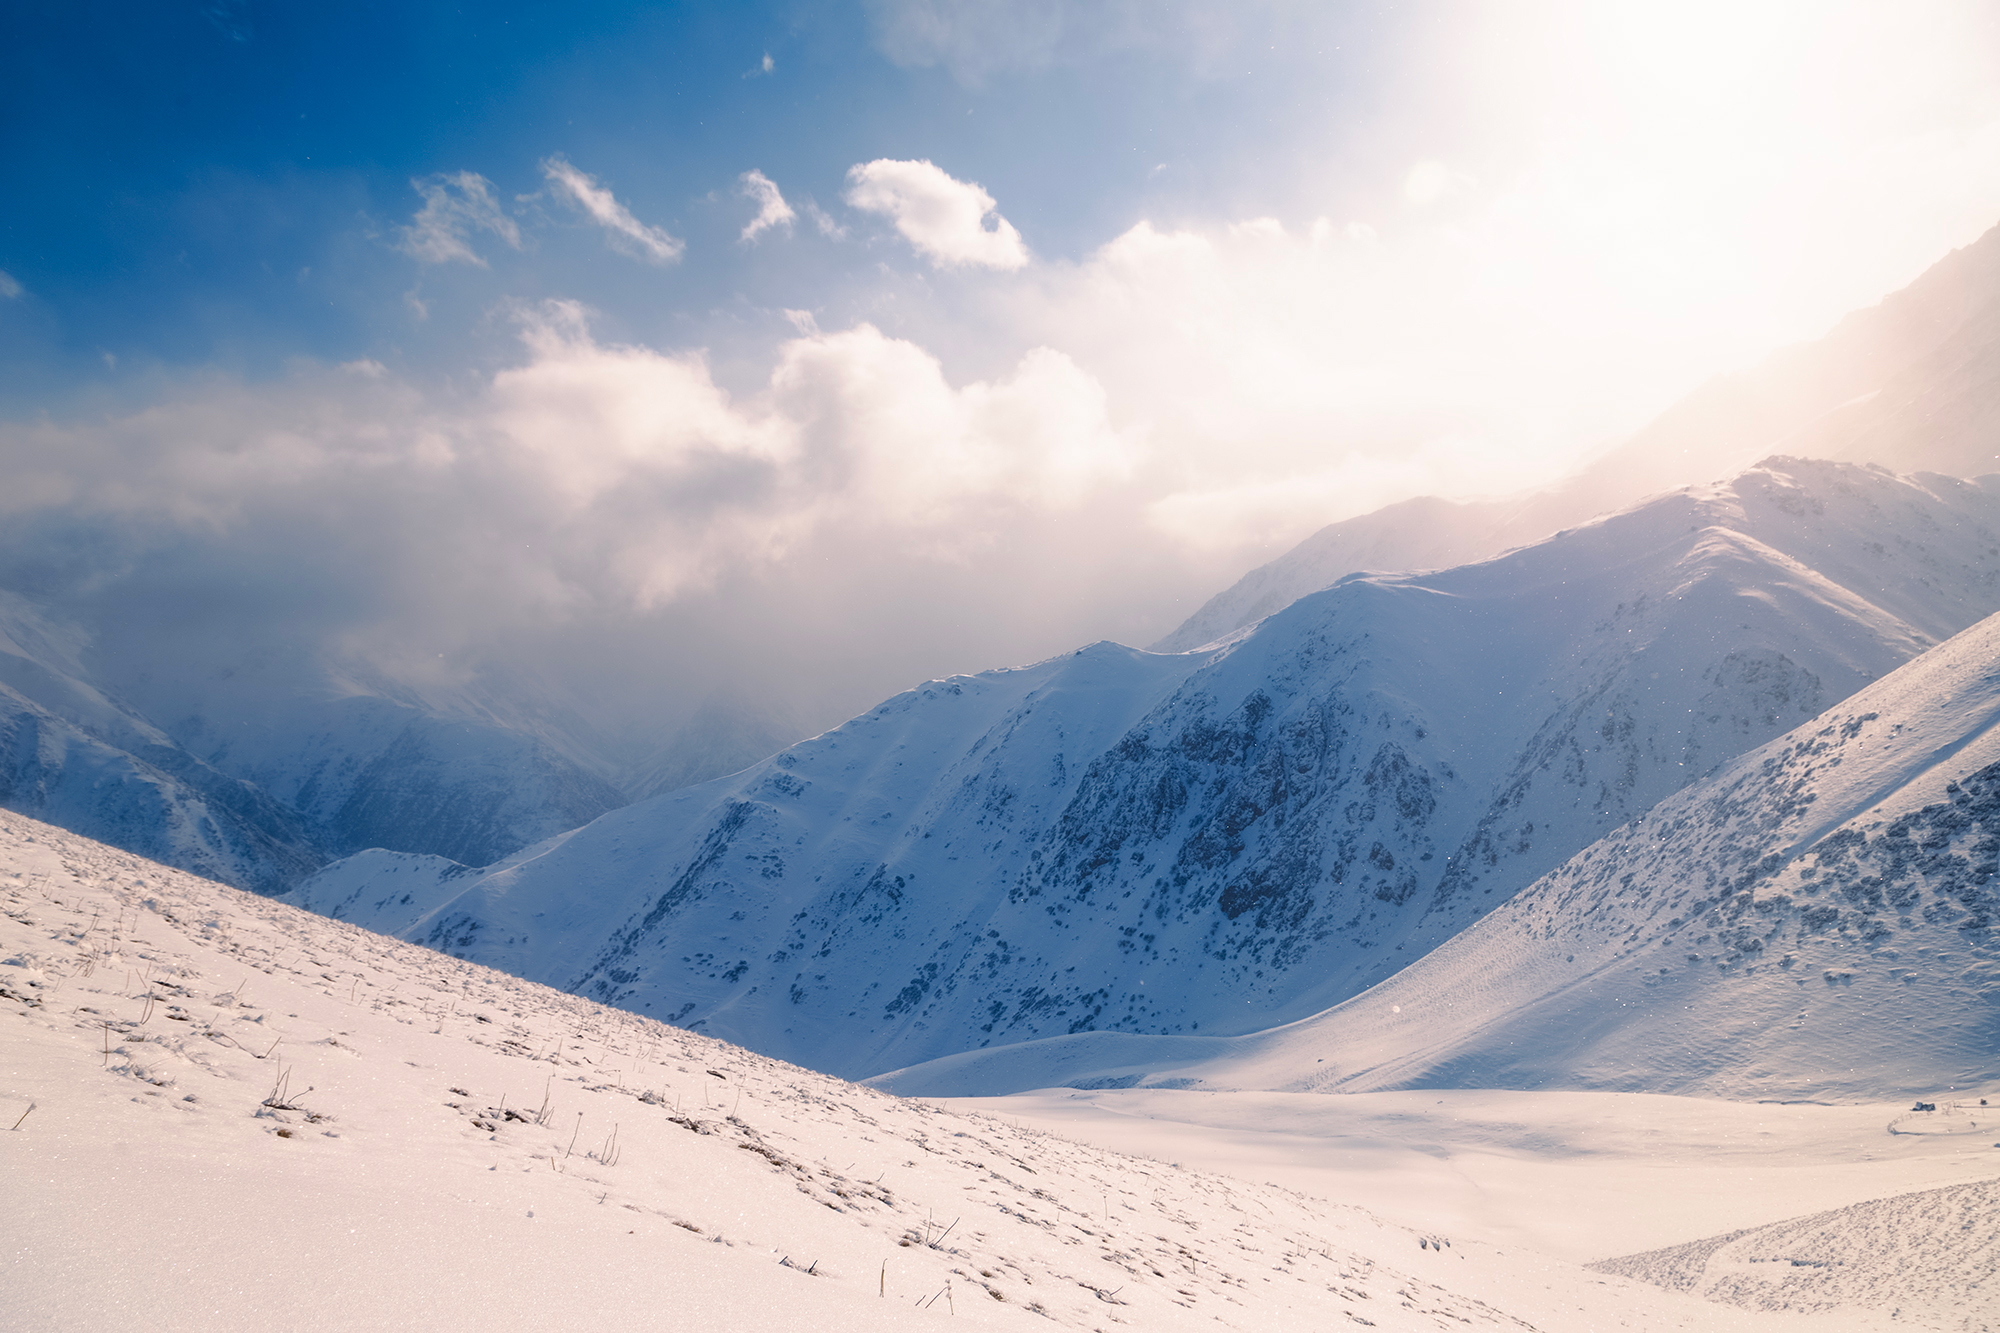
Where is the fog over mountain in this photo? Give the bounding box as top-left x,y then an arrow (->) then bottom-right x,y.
1158,219 -> 2000,653
11,219 -> 2000,903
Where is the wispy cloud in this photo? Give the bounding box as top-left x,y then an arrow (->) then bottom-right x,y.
397,173 -> 522,267
202,0 -> 253,43
0,271 -> 22,300
804,202 -> 847,241
541,156 -> 685,265
861,0 -> 1270,87
737,170 -> 796,243
843,159 -> 1027,270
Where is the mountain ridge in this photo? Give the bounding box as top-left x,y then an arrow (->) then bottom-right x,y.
289,458 -> 2000,1082
876,601 -> 2000,1099
1155,220 -> 2000,654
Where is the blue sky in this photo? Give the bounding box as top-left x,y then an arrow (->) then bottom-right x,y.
1,2 -> 1409,394
4,2 -> 2000,738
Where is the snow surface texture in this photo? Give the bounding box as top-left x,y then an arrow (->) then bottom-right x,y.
948,1087 -> 2000,1270
1590,1176 -> 1999,1331
878,600 -> 2000,1101
0,810 -> 1862,1333
1157,220 -> 2000,654
296,459 -> 2000,1081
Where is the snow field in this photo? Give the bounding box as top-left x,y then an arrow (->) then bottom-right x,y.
4,810 -> 1836,1332
948,1088 -> 2000,1264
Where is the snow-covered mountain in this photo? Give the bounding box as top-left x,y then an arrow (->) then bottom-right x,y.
1231,603 -> 2000,1099
1157,219 -> 2000,653
0,590 -> 624,889
625,694 -> 803,802
290,458 -> 2000,1081
878,602 -> 2000,1100
0,593 -> 320,892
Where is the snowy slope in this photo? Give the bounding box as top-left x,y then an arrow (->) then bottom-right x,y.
294,459 -> 2000,1081
1153,495 -> 1515,653
182,690 -> 625,867
0,593 -> 320,892
0,588 -> 623,885
104,647 -> 629,869
2,809 -> 1844,1333
1592,1176 -> 2000,1332
1156,220 -> 2000,654
885,603 -> 2000,1100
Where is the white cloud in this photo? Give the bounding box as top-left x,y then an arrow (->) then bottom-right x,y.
738,170 -> 797,243
541,156 -> 685,265
804,201 -> 847,240
0,271 -> 22,299
770,326 -> 1130,529
397,172 -> 521,266
1,306 -> 1131,616
1402,160 -> 1467,205
843,159 -> 1028,270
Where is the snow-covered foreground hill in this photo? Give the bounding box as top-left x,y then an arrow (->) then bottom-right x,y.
878,602 -> 2000,1102
291,459 -> 2000,1079
1590,1175 -> 1999,1328
8,810 -> 1993,1332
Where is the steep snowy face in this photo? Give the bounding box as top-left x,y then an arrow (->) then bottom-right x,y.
0,589 -> 623,888
296,459 -> 2000,1080
0,594 -> 320,892
178,693 -> 626,867
1198,606 -> 2000,1100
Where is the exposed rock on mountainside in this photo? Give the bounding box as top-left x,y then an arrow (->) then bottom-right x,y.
294,459 -> 2000,1082
1255,605 -> 2000,1099
886,603 -> 2000,1099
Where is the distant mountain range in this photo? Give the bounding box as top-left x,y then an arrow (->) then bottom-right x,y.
1156,219 -> 2000,653
9,220 -> 1999,913
8,221 -> 2000,1107
0,593 -> 790,891
288,458 -> 2000,1087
